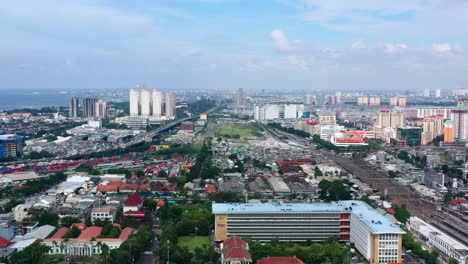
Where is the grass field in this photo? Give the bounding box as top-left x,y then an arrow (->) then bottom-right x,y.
177,236 -> 211,251
214,123 -> 262,140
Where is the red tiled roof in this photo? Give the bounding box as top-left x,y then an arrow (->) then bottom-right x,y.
223,247 -> 251,260
108,181 -> 123,186
77,226 -> 103,240
205,184 -> 217,193
223,236 -> 247,249
449,198 -> 468,205
139,183 -> 151,191
118,227 -> 135,240
71,223 -> 87,230
0,237 -> 10,248
157,200 -> 166,207
120,183 -> 139,191
124,193 -> 143,206
258,257 -> 304,264
98,184 -> 119,193
51,227 -> 69,239
386,208 -> 396,215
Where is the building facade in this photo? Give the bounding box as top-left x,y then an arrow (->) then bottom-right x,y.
396,127 -> 422,147
165,91 -> 176,119
82,97 -> 97,117
129,88 -> 140,117
152,89 -> 163,118
213,201 -> 405,264
95,99 -> 107,118
0,135 -> 22,158
69,96 -> 79,118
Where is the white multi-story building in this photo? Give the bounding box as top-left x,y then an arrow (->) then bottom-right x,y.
129,88 -> 140,117
94,99 -> 107,118
451,108 -> 468,141
140,88 -> 151,117
91,207 -> 115,223
424,88 -> 431,97
213,201 -> 405,264
165,91 -> 176,119
435,89 -> 442,97
152,89 -> 163,118
408,216 -> 468,264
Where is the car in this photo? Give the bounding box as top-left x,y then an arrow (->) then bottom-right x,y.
143,251 -> 153,255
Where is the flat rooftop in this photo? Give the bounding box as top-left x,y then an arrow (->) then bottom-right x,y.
213,200 -> 405,235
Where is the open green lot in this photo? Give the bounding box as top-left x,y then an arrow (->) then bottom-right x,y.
214,123 -> 262,139
177,236 -> 211,251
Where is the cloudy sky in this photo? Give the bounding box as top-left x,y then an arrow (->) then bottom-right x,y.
1,0 -> 467,91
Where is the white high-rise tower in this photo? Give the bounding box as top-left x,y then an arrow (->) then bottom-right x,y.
129,88 -> 140,117
152,89 -> 163,118
140,88 -> 151,117
165,91 -> 176,119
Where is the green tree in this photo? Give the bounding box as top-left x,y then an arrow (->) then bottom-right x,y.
64,226 -> 81,238
10,241 -> 51,264
314,167 -> 323,176
393,205 -> 411,223
31,211 -> 60,227
60,216 -> 81,227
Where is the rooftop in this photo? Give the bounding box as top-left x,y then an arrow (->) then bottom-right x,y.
212,201 -> 405,234
258,256 -> 304,264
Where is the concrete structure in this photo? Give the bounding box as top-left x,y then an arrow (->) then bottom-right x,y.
0,134 -> 22,158
95,99 -> 107,118
450,107 -> 468,142
82,97 -> 97,117
152,89 -> 163,118
435,89 -> 442,97
91,207 -> 115,223
236,88 -> 244,106
69,96 -> 79,118
424,88 -> 431,97
43,226 -> 134,256
165,91 -> 176,119
444,120 -> 454,143
396,127 -> 422,147
408,216 -> 467,264
422,115 -> 444,141
129,88 -> 140,117
357,97 -> 369,105
213,201 -> 405,264
318,112 -> 336,126
369,97 -> 381,106
377,110 -> 404,128
390,97 -> 407,107
140,88 -> 151,117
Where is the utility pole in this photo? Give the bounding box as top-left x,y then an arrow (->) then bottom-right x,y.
167,240 -> 170,264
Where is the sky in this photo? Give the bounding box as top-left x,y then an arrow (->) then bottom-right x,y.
1,0 -> 468,91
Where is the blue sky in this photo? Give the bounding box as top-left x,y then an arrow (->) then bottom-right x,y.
0,0 -> 467,91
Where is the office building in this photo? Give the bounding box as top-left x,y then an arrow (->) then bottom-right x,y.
422,115 -> 444,141
152,89 -> 163,118
444,120 -> 454,143
236,88 -> 244,106
423,88 -> 430,97
254,104 -> 303,121
213,201 -> 405,264
396,127 -> 422,147
69,96 -> 79,118
82,98 -> 97,117
94,99 -> 107,118
165,91 -> 176,119
377,110 -> 404,128
435,89 -> 441,98
0,135 -> 22,158
140,88 -> 151,117
129,88 -> 140,117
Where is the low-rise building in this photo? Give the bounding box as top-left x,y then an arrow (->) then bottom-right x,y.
91,207 -> 115,223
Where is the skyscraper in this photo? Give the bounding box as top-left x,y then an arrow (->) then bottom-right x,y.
435,89 -> 441,97
450,107 -> 468,141
236,88 -> 244,106
444,120 -> 454,143
69,96 -> 79,118
95,99 -> 107,118
423,88 -> 430,97
152,89 -> 163,118
129,88 -> 140,117
140,88 -> 151,117
82,97 -> 97,117
165,91 -> 176,119
0,134 -> 22,158
377,110 -> 404,128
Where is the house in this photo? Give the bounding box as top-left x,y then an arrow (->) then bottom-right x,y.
220,236 -> 252,264
123,194 -> 143,213
13,204 -> 32,222
91,207 -> 115,223
257,256 -> 304,264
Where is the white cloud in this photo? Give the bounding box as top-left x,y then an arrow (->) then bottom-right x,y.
382,43 -> 408,53
351,40 -> 367,49
432,43 -> 463,55
270,29 -> 304,52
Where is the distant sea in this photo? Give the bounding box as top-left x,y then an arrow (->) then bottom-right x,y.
0,89 -> 73,110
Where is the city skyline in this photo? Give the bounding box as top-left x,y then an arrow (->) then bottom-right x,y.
0,1 -> 468,90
